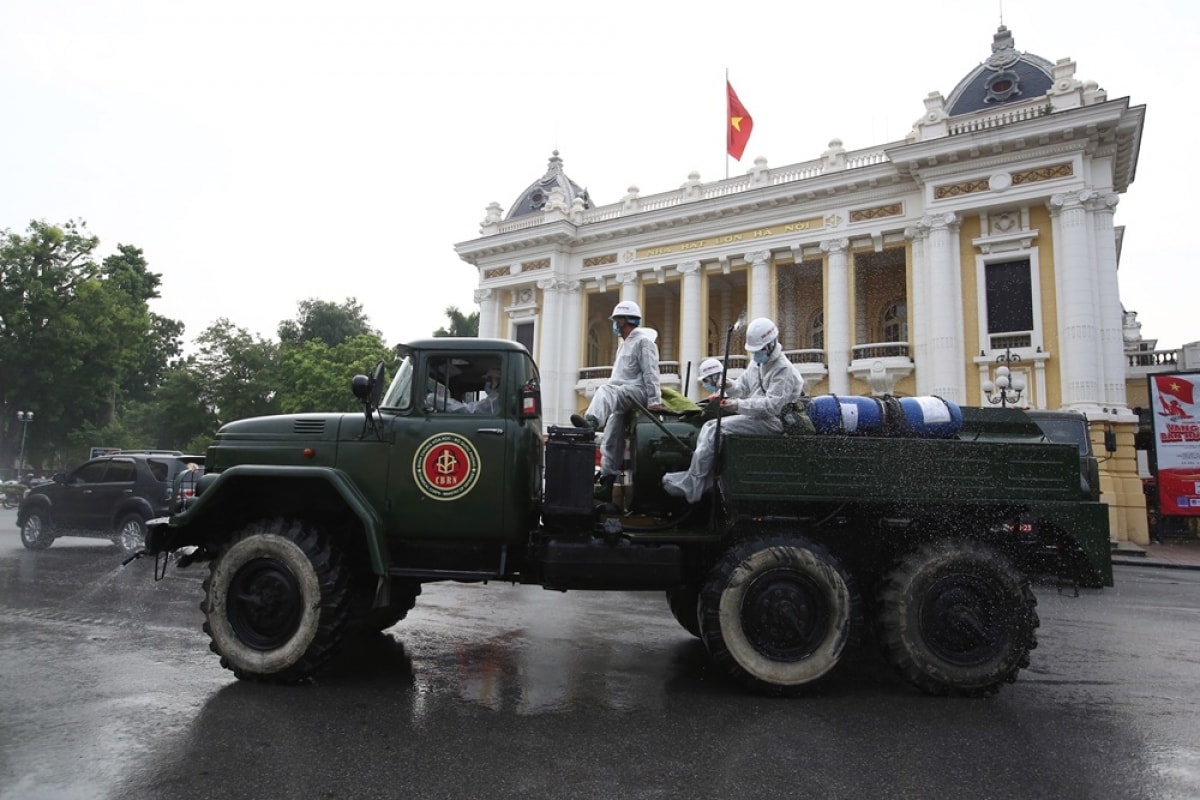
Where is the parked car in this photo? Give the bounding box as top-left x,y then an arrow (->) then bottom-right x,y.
16,451 -> 205,555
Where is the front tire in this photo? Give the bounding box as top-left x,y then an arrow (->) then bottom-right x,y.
348,579 -> 422,635
699,535 -> 855,696
874,540 -> 1039,697
202,518 -> 352,683
20,510 -> 54,550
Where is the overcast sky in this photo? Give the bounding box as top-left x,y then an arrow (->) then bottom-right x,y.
1,0 -> 1193,353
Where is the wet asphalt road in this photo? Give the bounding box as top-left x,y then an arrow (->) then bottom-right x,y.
2,510 -> 1199,800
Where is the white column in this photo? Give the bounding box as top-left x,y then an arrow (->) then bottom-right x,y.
1050,191 -> 1102,410
922,212 -> 965,402
854,272 -> 868,344
537,278 -> 564,424
474,288 -> 497,339
748,250 -> 771,321
821,238 -> 851,395
1091,192 -> 1127,412
905,226 -> 929,395
559,281 -> 582,418
618,270 -> 639,305
678,260 -> 703,398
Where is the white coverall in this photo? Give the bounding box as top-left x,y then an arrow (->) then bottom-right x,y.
661,345 -> 801,503
586,326 -> 663,478
426,386 -> 501,415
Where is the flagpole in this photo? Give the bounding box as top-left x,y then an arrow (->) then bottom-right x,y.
724,68 -> 730,181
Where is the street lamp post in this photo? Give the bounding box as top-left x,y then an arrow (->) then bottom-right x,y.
17,410 -> 34,474
982,349 -> 1026,408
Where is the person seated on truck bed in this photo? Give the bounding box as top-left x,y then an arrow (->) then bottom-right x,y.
570,300 -> 665,501
662,317 -> 801,504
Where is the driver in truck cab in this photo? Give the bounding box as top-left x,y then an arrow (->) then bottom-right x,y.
662,317 -> 802,504
426,363 -> 503,415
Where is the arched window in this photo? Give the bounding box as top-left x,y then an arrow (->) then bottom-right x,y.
810,312 -> 824,350
883,301 -> 908,343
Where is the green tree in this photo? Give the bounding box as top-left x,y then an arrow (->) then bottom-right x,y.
433,306 -> 479,337
275,333 -> 395,413
191,319 -> 280,426
279,297 -> 378,348
83,363 -> 217,454
0,220 -> 183,471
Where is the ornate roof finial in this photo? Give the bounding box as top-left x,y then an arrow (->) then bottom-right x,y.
987,25 -> 1019,69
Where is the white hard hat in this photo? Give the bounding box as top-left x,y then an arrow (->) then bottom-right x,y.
744,317 -> 779,352
610,300 -> 642,320
698,358 -> 724,381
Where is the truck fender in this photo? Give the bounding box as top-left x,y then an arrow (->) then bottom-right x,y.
147,464 -> 391,575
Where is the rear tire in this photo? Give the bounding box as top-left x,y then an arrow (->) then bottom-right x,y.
20,510 -> 54,550
666,585 -> 702,639
699,534 -> 855,696
202,518 -> 352,683
874,540 -> 1039,697
114,513 -> 148,556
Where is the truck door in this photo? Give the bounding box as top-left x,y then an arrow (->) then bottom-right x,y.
388,353 -> 513,541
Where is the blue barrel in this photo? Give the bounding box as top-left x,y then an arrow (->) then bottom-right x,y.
807,395 -> 885,435
896,396 -> 963,438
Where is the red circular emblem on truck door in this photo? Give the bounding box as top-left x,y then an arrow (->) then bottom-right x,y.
413,433 -> 481,501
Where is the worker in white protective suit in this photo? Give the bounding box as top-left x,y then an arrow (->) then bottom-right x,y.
571,300 -> 664,500
662,317 -> 801,504
696,358 -> 729,397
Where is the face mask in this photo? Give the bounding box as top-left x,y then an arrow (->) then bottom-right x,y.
612,321 -> 621,336
752,350 -> 769,365
702,379 -> 718,393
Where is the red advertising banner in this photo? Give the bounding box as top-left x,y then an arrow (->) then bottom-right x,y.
1149,372 -> 1200,517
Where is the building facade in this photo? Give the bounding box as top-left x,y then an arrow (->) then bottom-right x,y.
455,26 -> 1154,544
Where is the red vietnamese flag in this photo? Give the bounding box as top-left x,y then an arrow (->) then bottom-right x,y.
727,80 -> 754,161
1155,374 -> 1196,406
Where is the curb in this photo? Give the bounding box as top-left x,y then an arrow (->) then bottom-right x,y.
1111,557 -> 1200,571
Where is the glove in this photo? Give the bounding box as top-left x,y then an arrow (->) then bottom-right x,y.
722,399 -> 739,413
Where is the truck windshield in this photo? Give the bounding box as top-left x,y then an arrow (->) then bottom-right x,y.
381,356 -> 414,411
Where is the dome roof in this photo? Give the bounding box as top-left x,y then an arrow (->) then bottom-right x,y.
945,26 -> 1055,117
505,151 -> 593,220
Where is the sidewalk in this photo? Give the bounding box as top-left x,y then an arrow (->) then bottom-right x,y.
1110,538 -> 1200,571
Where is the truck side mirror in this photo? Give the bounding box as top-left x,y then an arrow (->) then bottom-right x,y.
1104,428 -> 1117,453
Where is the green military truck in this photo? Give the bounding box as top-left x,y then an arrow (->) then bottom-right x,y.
141,337 -> 1112,697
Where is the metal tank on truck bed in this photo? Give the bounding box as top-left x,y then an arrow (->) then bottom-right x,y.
137,337 -> 1111,699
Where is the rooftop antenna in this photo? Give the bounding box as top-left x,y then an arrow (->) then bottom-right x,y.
999,0 -> 1004,26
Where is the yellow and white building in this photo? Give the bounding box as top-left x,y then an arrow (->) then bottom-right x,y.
455,25 -> 1160,544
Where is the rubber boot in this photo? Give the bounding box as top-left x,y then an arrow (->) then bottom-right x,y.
571,413 -> 600,431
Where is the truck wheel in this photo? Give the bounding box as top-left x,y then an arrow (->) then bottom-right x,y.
202,518 -> 352,683
875,540 -> 1039,697
699,535 -> 855,696
20,510 -> 55,551
349,580 -> 422,635
666,585 -> 702,639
